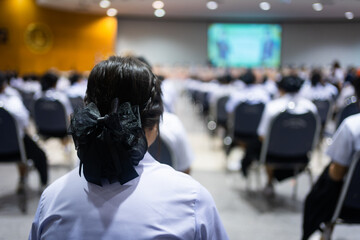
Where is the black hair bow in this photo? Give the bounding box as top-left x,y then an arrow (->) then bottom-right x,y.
69,99 -> 148,186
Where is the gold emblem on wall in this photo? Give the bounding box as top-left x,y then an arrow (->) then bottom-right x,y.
25,23 -> 53,54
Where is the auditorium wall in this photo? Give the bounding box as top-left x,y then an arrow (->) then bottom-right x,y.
0,0 -> 117,74
116,19 -> 360,68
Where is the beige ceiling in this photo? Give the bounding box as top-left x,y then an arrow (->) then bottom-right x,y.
36,0 -> 360,21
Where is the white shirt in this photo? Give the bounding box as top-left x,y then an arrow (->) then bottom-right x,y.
257,93 -> 318,137
159,111 -> 194,172
300,82 -> 338,101
66,82 -> 87,99
29,153 -> 229,240
326,113 -> 360,167
0,91 -> 29,138
35,89 -> 73,117
226,84 -> 270,113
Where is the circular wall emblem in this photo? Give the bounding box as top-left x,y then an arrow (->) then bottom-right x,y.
25,23 -> 53,54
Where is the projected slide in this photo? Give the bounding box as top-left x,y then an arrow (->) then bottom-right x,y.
208,24 -> 282,68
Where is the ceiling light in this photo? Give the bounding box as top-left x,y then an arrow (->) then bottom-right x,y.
152,1 -> 164,9
99,0 -> 111,8
345,11 -> 354,20
259,2 -> 271,11
107,8 -> 118,17
312,3 -> 323,11
206,1 -> 218,10
154,9 -> 166,17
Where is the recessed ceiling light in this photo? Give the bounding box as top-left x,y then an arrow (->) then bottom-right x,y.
259,2 -> 271,11
345,11 -> 354,20
312,3 -> 323,11
206,1 -> 218,10
152,1 -> 164,9
154,8 -> 166,17
99,0 -> 111,9
107,8 -> 118,17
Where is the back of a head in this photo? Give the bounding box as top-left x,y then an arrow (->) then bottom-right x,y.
69,72 -> 81,85
41,72 -> 59,91
310,69 -> 322,86
85,56 -> 163,130
241,69 -> 255,85
277,75 -> 304,93
0,71 -> 6,92
354,71 -> 360,99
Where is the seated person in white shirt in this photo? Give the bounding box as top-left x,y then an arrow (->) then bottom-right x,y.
66,72 -> 87,99
29,56 -> 229,240
0,72 -> 48,193
155,110 -> 195,174
226,69 -> 271,176
302,73 -> 360,240
300,68 -> 338,101
257,75 -> 317,196
36,72 -> 73,119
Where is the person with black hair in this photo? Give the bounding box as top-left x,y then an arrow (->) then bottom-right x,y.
29,56 -> 229,240
257,75 -> 318,196
300,68 -> 338,101
225,69 -> 270,175
302,71 -> 360,240
66,71 -> 87,99
35,71 -> 73,117
0,72 -> 48,193
225,68 -> 270,113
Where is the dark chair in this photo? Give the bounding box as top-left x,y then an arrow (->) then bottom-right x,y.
322,151 -> 360,240
335,96 -> 360,129
225,102 -> 265,156
207,95 -> 229,135
34,97 -> 68,138
148,136 -> 174,167
216,95 -> 230,129
18,90 -> 35,117
68,96 -> 84,112
33,97 -> 73,168
0,108 -> 29,213
259,110 -> 320,198
312,99 -> 333,127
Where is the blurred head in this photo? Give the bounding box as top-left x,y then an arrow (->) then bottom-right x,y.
354,70 -> 360,99
41,72 -> 59,91
85,56 -> 163,133
69,72 -> 82,85
277,75 -> 304,93
310,69 -> 322,86
0,71 -> 6,93
241,69 -> 255,85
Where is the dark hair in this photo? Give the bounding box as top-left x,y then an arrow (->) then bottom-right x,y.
310,69 -> 322,86
353,75 -> 360,100
241,69 -> 255,85
85,56 -> 163,130
41,72 -> 59,91
277,75 -> 304,93
0,71 -> 6,91
69,72 -> 81,85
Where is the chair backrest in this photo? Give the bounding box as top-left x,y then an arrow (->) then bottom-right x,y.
331,151 -> 360,223
336,97 -> 360,129
0,108 -> 26,162
260,110 -> 320,162
233,102 -> 265,137
34,97 -> 68,137
148,136 -> 174,167
312,99 -> 332,126
19,90 -> 35,116
216,95 -> 229,126
69,96 -> 84,112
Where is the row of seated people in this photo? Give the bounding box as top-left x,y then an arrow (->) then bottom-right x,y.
0,66 -> 195,197
186,66 -> 360,239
